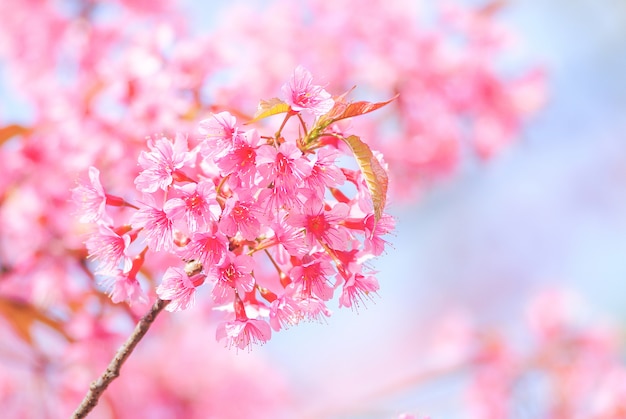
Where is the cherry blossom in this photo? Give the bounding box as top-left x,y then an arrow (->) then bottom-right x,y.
219,193 -> 266,241
288,198 -> 352,250
256,142 -> 311,193
208,0 -> 545,200
215,129 -> 261,186
289,255 -> 335,300
216,318 -> 273,350
85,224 -> 132,274
182,230 -> 229,267
216,292 -> 272,350
210,254 -> 256,304
198,111 -> 239,159
130,196 -> 175,252
305,148 -> 346,194
269,293 -> 301,331
71,166 -> 110,224
338,272 -> 380,309
101,268 -> 148,305
135,135 -> 193,193
156,266 -> 204,312
163,181 -> 221,233
363,213 -> 395,256
282,65 -> 334,116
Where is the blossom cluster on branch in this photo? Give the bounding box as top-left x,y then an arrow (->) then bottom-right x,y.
74,66 -> 394,349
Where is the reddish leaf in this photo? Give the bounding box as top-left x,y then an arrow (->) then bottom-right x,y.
0,296 -> 71,344
326,94 -> 398,123
0,124 -> 30,146
246,97 -> 291,124
341,135 -> 389,221
307,94 -> 398,145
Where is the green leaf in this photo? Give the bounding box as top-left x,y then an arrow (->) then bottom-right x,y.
341,135 -> 389,221
246,98 -> 291,124
0,124 -> 30,146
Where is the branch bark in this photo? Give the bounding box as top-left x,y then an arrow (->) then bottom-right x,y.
72,298 -> 169,419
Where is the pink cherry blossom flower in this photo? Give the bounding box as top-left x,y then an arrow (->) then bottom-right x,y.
364,213 -> 395,256
130,196 -> 175,252
135,134 -> 193,193
182,230 -> 229,268
289,256 -> 335,300
71,166 -> 111,224
100,269 -> 148,306
269,293 -> 302,331
338,272 -> 379,309
215,129 -> 260,186
86,224 -> 132,274
216,294 -> 272,350
270,218 -> 308,258
288,198 -> 351,250
97,247 -> 149,306
256,142 -> 311,192
210,254 -> 255,304
305,148 -> 346,194
216,318 -> 272,350
219,193 -> 265,241
282,65 -> 334,116
157,266 -> 204,312
198,111 -> 238,159
295,295 -> 332,323
163,181 -> 221,233
257,184 -> 304,215
256,142 -> 311,212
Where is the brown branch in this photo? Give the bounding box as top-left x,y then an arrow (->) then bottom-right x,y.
71,298 -> 169,419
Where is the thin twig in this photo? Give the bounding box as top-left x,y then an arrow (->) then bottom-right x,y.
72,298 -> 169,419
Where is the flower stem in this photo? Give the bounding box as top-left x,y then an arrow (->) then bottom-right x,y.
296,112 -> 308,137
71,298 -> 169,419
274,110 -> 295,142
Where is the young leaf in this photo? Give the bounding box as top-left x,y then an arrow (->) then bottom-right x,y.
341,135 -> 389,221
0,124 -> 30,146
246,97 -> 291,124
308,94 -> 398,143
326,94 -> 398,123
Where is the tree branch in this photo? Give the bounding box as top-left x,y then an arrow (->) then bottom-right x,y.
72,298 -> 169,419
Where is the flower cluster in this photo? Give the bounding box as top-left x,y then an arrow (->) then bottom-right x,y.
74,67 -> 394,350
